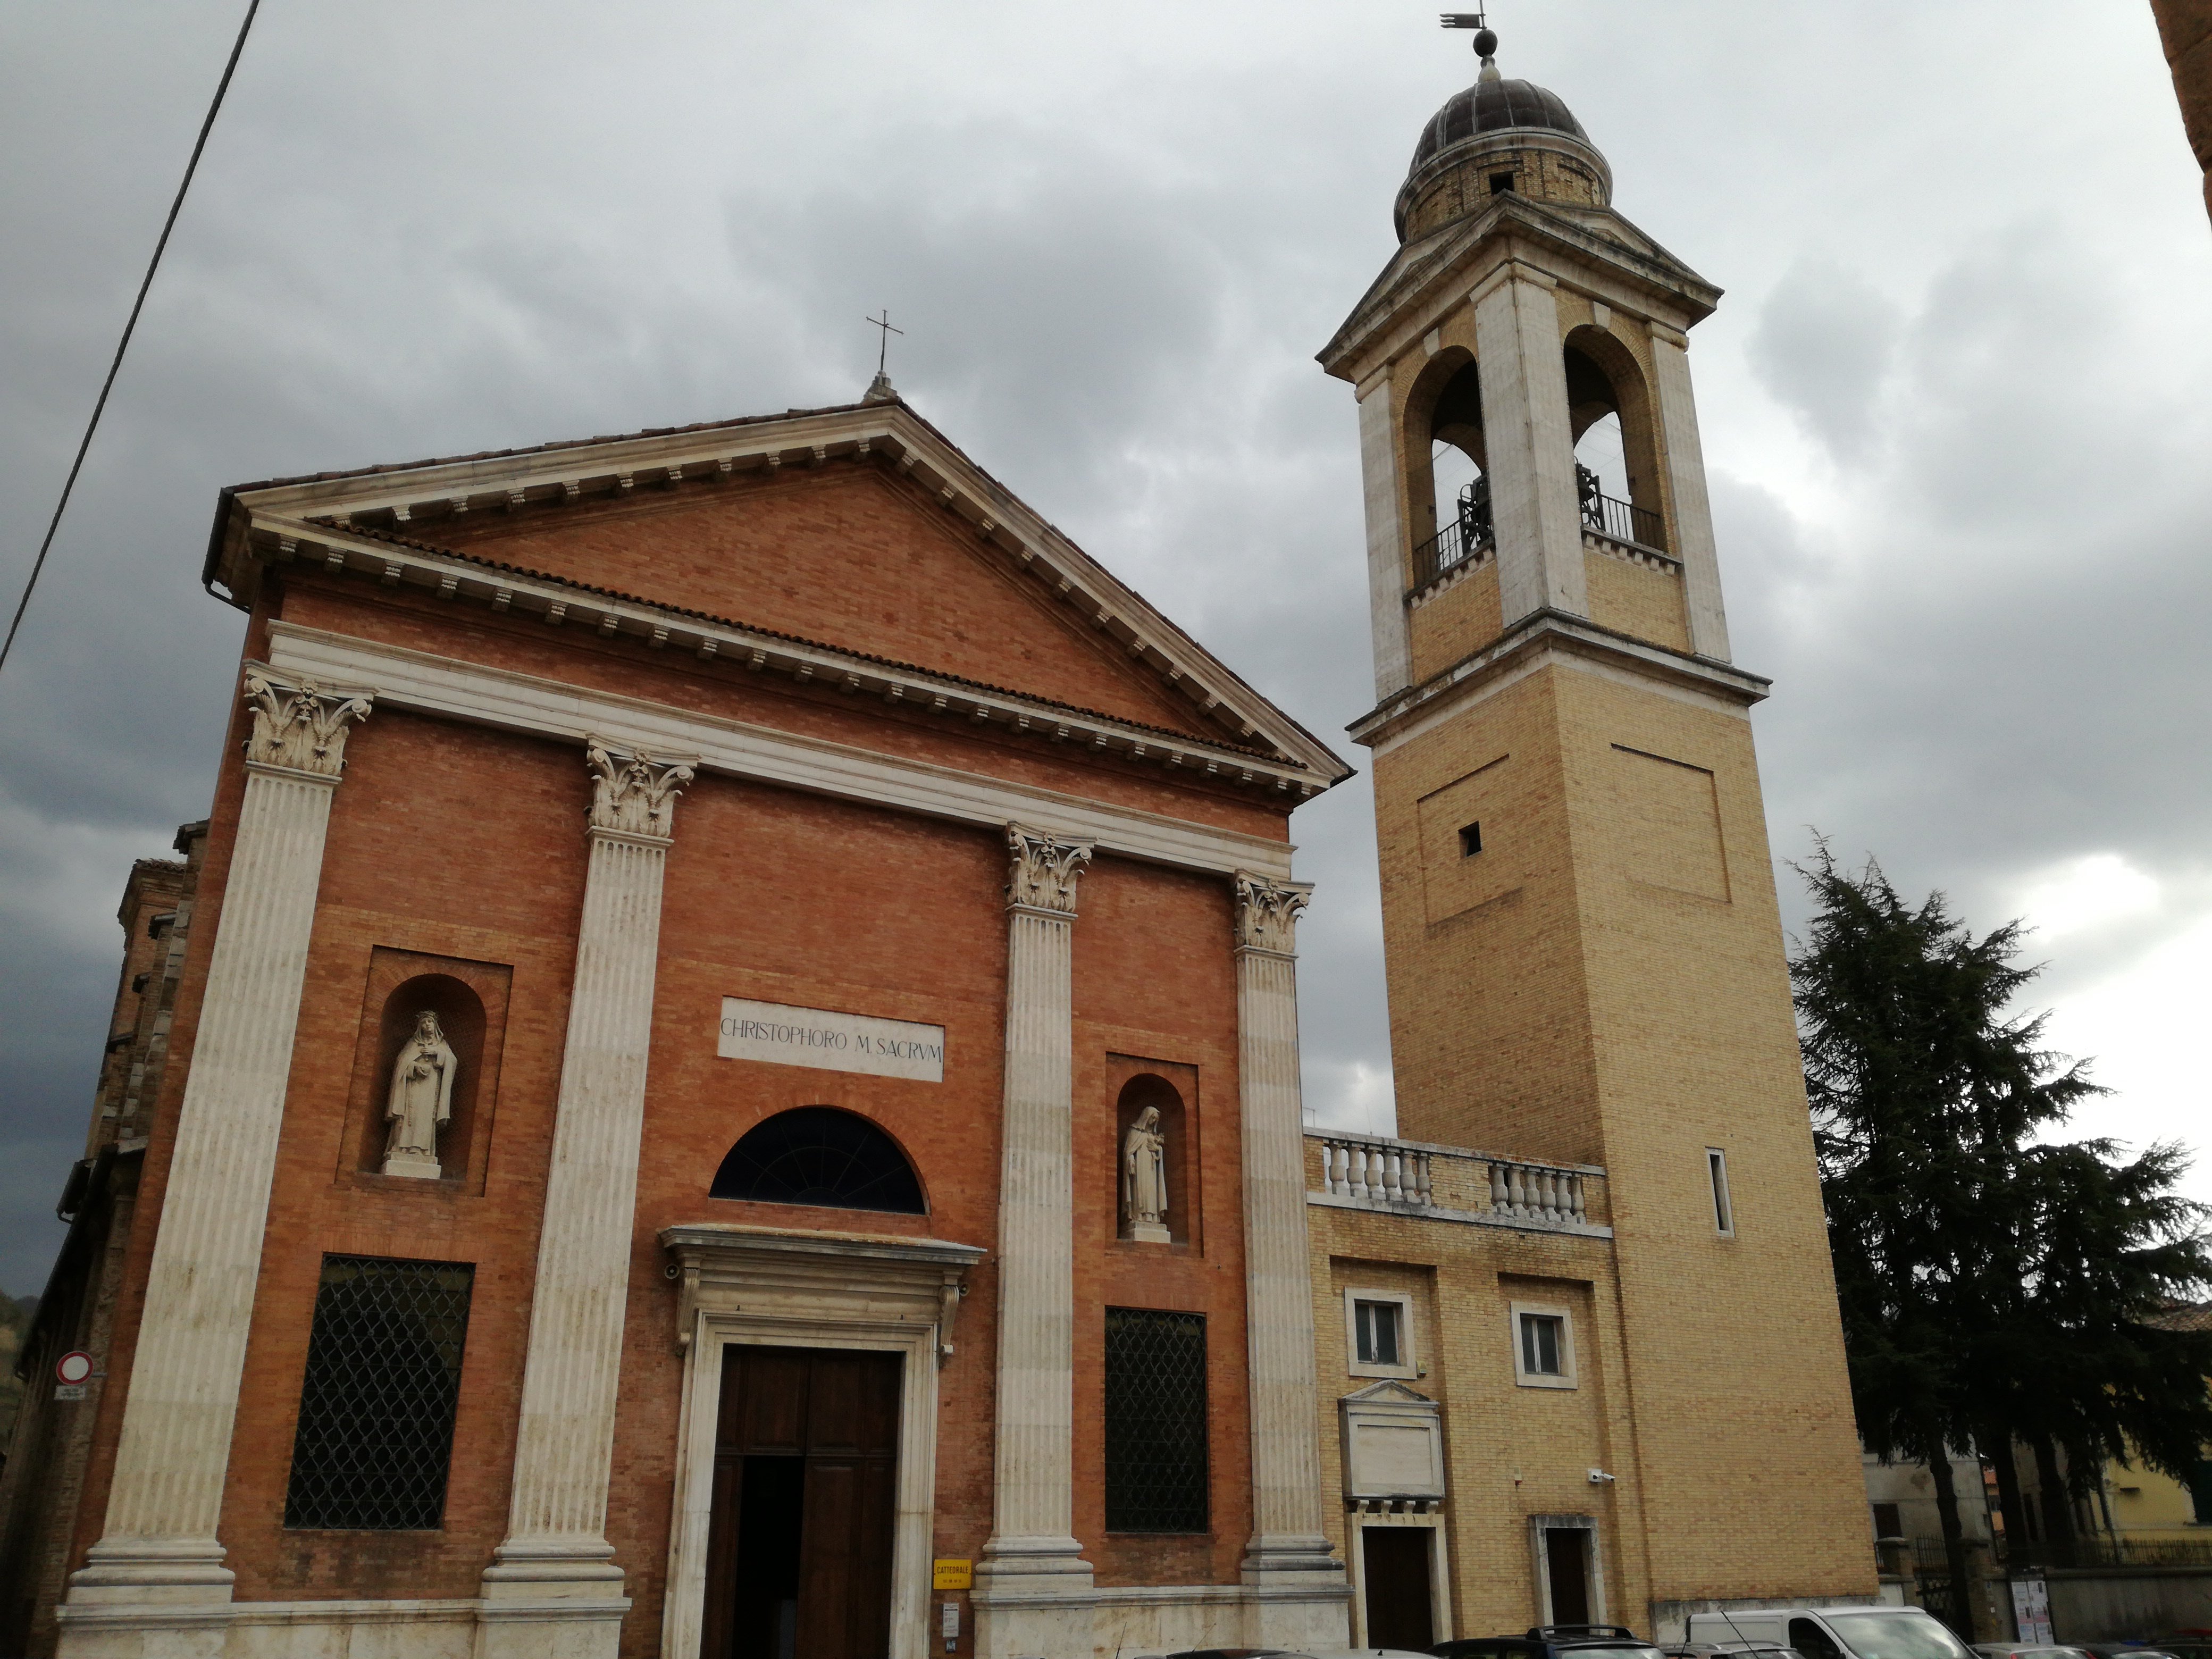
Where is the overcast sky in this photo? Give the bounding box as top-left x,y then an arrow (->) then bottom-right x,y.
2,2 -> 2206,1297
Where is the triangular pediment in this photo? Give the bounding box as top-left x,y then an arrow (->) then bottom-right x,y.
1340,1378 -> 1435,1405
208,400 -> 1352,786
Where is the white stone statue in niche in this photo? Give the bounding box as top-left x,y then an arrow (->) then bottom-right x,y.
382,1011 -> 457,1179
1121,1105 -> 1170,1244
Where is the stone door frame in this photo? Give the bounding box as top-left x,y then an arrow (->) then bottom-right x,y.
658,1224 -> 985,1659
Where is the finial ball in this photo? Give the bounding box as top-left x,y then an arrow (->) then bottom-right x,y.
1472,26 -> 1497,56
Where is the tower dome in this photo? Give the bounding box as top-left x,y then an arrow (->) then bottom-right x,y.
1393,35 -> 1612,242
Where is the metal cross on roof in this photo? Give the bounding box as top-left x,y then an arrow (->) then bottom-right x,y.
865,309 -> 905,376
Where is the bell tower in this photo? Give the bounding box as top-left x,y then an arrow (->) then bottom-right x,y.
1320,25 -> 1873,1621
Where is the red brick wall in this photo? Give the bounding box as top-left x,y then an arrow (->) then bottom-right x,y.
433,466 -> 1221,741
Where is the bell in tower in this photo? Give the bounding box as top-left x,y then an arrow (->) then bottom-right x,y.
1317,22 -> 1874,1627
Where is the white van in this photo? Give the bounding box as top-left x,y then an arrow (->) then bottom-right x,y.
1685,1607 -> 1974,1659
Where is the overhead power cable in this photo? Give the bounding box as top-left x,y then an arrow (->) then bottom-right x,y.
0,0 -> 263,677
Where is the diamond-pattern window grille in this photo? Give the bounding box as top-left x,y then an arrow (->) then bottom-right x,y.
284,1254 -> 474,1530
1103,1307 -> 1209,1533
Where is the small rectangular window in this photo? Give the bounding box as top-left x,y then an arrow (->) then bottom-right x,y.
1510,1299 -> 1576,1389
1459,822 -> 1482,857
1520,1313 -> 1563,1376
1707,1147 -> 1735,1236
1871,1501 -> 1904,1539
1488,172 -> 1516,195
284,1254 -> 474,1530
1354,1300 -> 1401,1366
1103,1308 -> 1209,1533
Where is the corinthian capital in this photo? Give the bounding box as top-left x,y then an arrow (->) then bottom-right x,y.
1005,823 -> 1094,916
242,669 -> 373,779
1234,870 -> 1311,957
585,736 -> 697,843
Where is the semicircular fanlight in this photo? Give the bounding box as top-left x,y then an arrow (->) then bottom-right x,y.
709,1106 -> 926,1214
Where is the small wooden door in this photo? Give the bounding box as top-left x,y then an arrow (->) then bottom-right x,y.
1362,1526 -> 1436,1650
702,1346 -> 902,1659
1545,1526 -> 1591,1626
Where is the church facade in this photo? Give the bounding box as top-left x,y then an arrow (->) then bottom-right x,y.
0,35 -> 1874,1659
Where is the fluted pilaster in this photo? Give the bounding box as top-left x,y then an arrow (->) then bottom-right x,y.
70,671 -> 371,1605
976,825 -> 1094,1614
1232,872 -> 1340,1585
480,742 -> 692,1647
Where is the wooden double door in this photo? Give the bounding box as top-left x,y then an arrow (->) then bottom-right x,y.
702,1346 -> 903,1659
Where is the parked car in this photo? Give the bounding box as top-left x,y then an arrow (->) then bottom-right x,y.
1666,1642 -> 1803,1659
1969,1646 -> 2096,1659
1684,1606 -> 1974,1659
1432,1623 -> 1670,1659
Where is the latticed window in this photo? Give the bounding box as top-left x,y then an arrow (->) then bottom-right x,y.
1103,1308 -> 1208,1533
284,1255 -> 474,1530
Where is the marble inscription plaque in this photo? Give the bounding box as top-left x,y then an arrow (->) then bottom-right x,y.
718,996 -> 945,1083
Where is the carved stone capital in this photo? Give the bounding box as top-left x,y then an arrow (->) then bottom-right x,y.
1234,870 -> 1311,957
241,669 -> 373,779
584,736 -> 696,843
1005,823 -> 1093,916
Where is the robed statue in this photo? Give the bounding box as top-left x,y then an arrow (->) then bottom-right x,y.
1120,1104 -> 1170,1243
382,1010 -> 457,1178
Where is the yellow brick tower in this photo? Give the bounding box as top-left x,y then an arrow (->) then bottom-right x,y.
1318,24 -> 1873,1619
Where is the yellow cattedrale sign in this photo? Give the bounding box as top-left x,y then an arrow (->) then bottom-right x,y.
932,1560 -> 973,1590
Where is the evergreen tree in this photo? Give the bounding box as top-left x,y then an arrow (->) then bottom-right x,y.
1792,844 -> 2212,1621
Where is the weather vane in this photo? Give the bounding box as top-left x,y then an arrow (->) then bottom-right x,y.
865,308 -> 904,378
1440,12 -> 1498,68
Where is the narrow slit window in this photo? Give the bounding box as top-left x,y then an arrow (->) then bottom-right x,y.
1520,1311 -> 1564,1377
1459,822 -> 1482,857
1707,1147 -> 1734,1236
1354,1300 -> 1402,1367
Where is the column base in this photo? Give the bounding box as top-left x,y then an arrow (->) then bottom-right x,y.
475,1538 -> 629,1659
1239,1531 -> 1345,1587
973,1536 -> 1096,1659
65,1537 -> 235,1606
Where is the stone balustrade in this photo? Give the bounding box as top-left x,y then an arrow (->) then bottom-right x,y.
1306,1129 -> 1606,1235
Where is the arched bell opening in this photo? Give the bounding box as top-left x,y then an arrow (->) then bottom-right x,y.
1402,349 -> 1493,593
1563,329 -> 1665,550
710,1105 -> 928,1214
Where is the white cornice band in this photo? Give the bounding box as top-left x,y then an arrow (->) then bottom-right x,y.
263,622 -> 1300,882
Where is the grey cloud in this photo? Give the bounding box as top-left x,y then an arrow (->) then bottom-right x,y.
1746,260 -> 1905,462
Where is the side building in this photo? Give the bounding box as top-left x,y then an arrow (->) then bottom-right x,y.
1299,30 -> 1875,1646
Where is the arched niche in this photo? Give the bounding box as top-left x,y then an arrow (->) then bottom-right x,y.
710,1106 -> 927,1215
1400,349 -> 1487,555
1562,326 -> 1665,541
1114,1074 -> 1190,1245
356,973 -> 487,1180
